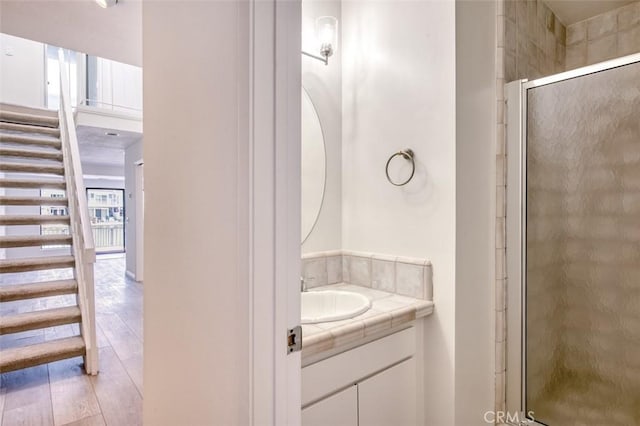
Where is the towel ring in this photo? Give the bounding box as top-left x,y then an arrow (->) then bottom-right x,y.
385,149 -> 415,186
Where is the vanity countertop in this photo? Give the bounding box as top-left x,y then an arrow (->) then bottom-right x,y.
301,283 -> 434,360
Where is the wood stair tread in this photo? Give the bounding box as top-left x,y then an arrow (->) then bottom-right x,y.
0,110 -> 59,128
0,234 -> 72,248
0,133 -> 61,148
0,178 -> 66,189
0,196 -> 68,206
0,146 -> 63,161
0,161 -> 64,175
0,103 -> 58,118
0,215 -> 70,225
0,279 -> 77,302
0,336 -> 85,373
0,306 -> 81,335
0,122 -> 60,137
0,255 -> 75,273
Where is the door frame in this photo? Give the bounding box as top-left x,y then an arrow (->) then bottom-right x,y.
251,0 -> 302,424
505,52 -> 640,425
134,160 -> 144,282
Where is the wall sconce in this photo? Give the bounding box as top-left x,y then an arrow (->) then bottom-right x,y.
302,16 -> 338,66
95,0 -> 117,8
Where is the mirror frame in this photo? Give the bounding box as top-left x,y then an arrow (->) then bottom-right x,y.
301,86 -> 327,244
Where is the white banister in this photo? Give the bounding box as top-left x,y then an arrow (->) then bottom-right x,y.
57,49 -> 98,375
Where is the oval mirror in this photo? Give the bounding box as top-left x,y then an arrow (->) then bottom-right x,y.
301,88 -> 327,244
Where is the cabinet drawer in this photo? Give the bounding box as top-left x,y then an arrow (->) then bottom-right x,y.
302,327 -> 415,406
358,358 -> 417,426
302,385 -> 358,426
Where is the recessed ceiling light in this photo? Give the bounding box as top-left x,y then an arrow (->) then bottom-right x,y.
105,132 -> 120,137
95,0 -> 117,8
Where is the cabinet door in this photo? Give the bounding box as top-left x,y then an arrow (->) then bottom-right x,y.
302,385 -> 358,426
358,358 -> 416,426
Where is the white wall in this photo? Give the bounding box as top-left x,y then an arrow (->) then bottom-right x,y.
0,33 -> 45,108
301,0 -> 342,254
124,140 -> 142,278
0,0 -> 141,66
143,2 -> 250,424
455,0 -> 496,423
341,1 -> 457,422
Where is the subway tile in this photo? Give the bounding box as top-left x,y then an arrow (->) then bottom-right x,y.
587,10 -> 618,40
566,21 -> 586,45
505,52 -> 516,82
342,254 -> 351,283
506,18 -> 517,55
496,78 -> 505,101
496,47 -> 505,79
363,311 -> 392,337
371,258 -> 395,293
513,0 -> 526,27
327,255 -> 343,284
526,0 -> 537,36
496,309 -> 506,342
587,33 -> 617,64
496,184 -> 506,218
495,372 -> 506,411
496,155 -> 505,187
565,41 -> 587,69
495,279 -> 506,311
496,340 -> 506,373
496,124 -> 505,157
556,41 -> 566,64
554,20 -> 566,42
395,262 -> 425,299
505,0 -> 517,23
496,247 -> 506,280
302,257 -> 327,288
617,26 -> 640,56
349,255 -> 372,287
618,1 -> 640,30
496,216 -> 506,250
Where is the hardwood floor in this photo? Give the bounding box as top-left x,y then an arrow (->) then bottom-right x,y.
0,254 -> 143,425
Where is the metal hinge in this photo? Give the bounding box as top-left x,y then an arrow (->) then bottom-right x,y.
287,325 -> 302,354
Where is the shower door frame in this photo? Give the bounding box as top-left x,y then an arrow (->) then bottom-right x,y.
505,52 -> 640,426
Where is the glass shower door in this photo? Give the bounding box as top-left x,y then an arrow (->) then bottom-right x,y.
525,60 -> 640,425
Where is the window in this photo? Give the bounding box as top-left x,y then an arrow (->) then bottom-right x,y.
87,188 -> 125,253
45,45 -> 78,109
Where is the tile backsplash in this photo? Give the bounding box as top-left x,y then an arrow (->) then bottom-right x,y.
302,250 -> 433,300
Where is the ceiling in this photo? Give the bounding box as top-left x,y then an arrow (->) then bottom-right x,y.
545,0 -> 637,25
77,125 -> 142,168
0,0 -> 141,66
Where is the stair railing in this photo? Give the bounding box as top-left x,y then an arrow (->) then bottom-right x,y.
57,49 -> 98,375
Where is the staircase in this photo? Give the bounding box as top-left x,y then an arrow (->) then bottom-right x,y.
0,51 -> 98,375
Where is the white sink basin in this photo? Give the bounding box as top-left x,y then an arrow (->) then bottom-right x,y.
301,290 -> 372,324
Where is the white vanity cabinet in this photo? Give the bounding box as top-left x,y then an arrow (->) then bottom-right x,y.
358,358 -> 416,426
302,385 -> 358,426
302,326 -> 421,426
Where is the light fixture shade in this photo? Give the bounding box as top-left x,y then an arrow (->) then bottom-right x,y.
95,0 -> 117,8
315,16 -> 338,55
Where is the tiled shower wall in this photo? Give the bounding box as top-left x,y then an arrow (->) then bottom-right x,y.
502,0 -> 566,82
495,0 -> 565,413
495,0 -> 640,416
566,2 -> 640,69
